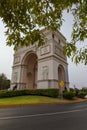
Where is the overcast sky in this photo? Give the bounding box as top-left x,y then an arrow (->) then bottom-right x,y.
0,12 -> 87,89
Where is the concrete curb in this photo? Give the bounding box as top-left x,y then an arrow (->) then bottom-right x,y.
0,98 -> 87,108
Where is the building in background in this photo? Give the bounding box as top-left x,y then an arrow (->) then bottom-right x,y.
10,29 -> 69,90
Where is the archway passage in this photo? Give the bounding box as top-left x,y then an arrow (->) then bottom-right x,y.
58,65 -> 66,95
58,65 -> 65,85
23,53 -> 38,89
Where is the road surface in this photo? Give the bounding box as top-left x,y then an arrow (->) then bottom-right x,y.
0,101 -> 87,130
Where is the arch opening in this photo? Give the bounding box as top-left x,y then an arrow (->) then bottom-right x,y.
58,65 -> 65,84
22,53 -> 38,89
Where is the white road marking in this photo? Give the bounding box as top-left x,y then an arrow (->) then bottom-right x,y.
0,108 -> 87,120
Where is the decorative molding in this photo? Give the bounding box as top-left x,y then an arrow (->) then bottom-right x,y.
38,55 -> 68,65
37,79 -> 58,82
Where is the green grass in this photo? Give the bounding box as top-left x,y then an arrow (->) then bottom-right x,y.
0,96 -> 66,105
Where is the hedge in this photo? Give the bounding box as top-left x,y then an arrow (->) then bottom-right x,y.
63,91 -> 76,100
0,89 -> 59,98
77,91 -> 87,98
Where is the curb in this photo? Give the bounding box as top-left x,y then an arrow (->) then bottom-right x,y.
0,98 -> 87,108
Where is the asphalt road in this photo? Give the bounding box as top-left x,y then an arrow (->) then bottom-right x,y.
0,101 -> 87,130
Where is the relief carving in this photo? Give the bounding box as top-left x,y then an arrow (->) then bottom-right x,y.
14,56 -> 20,64
54,45 -> 66,59
42,66 -> 49,80
40,45 -> 50,55
12,72 -> 17,83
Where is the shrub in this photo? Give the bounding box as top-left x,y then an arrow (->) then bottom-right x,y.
74,88 -> 80,97
63,91 -> 76,100
81,88 -> 87,93
0,89 -> 59,98
69,88 -> 80,97
69,88 -> 75,92
77,91 -> 86,98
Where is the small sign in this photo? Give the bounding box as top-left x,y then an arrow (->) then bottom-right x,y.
59,81 -> 64,87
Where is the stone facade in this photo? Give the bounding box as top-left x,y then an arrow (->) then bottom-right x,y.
11,29 -> 69,90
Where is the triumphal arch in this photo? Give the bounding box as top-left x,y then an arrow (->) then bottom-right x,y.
11,29 -> 69,90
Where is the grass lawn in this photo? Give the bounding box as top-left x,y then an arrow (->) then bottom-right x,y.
0,96 -> 67,105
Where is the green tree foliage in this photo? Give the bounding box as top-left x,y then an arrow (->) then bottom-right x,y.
0,73 -> 10,90
0,0 -> 87,64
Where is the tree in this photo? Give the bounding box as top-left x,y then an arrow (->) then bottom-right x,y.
0,73 -> 10,90
0,0 -> 87,64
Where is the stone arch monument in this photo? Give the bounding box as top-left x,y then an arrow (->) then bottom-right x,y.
11,29 -> 69,90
